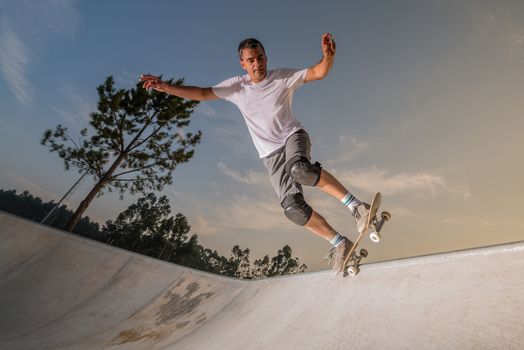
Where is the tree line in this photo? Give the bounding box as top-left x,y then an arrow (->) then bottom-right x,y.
0,189 -> 307,279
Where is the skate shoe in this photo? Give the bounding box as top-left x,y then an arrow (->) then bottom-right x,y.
353,202 -> 372,233
324,237 -> 354,274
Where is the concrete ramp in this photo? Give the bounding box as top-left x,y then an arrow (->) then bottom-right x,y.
1,211 -> 523,350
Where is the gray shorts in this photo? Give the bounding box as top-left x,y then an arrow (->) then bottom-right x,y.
262,129 -> 312,206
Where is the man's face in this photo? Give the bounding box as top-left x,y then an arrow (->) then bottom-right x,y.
240,46 -> 267,83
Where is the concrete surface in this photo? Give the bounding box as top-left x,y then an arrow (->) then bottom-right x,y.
1,211 -> 523,350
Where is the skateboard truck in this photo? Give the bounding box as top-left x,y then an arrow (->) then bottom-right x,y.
369,211 -> 392,243
342,193 -> 392,277
347,248 -> 368,277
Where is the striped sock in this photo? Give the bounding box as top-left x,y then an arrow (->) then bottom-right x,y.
341,192 -> 362,213
330,233 -> 345,247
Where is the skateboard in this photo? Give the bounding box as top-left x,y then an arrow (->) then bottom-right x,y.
342,192 -> 391,277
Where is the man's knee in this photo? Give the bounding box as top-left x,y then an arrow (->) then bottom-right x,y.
281,193 -> 313,226
285,156 -> 322,186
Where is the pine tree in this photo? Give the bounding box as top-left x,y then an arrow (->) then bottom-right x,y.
42,76 -> 201,231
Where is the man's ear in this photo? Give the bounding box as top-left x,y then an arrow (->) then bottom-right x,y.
239,59 -> 246,71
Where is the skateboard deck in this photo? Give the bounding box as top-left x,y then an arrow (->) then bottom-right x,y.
342,192 -> 391,277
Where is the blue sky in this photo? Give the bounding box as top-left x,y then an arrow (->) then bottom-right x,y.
1,0 -> 523,271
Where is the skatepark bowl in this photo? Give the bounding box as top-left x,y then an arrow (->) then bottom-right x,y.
1,211 -> 524,350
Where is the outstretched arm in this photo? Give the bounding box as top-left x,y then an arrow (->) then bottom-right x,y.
305,33 -> 336,83
139,75 -> 219,101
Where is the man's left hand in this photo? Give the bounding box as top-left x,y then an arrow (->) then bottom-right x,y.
322,33 -> 336,59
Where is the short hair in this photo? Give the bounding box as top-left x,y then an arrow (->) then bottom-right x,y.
238,38 -> 265,59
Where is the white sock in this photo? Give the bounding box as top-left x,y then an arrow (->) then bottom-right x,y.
330,233 -> 345,247
341,192 -> 362,213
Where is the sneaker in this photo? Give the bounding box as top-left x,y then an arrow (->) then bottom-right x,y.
353,202 -> 371,233
324,237 -> 354,274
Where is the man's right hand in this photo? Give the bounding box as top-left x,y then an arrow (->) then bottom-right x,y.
139,74 -> 167,92
139,74 -> 218,101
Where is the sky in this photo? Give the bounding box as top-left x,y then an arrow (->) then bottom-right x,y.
1,0 -> 523,272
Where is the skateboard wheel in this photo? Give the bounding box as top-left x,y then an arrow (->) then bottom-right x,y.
347,266 -> 359,277
360,249 -> 368,258
370,231 -> 381,243
381,211 -> 391,221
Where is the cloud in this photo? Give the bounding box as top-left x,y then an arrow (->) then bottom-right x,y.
186,191 -> 287,236
0,21 -> 32,104
481,221 -> 495,227
202,102 -> 258,160
217,162 -> 269,186
0,0 -> 79,105
196,102 -> 220,118
325,132 -> 369,165
49,82 -> 95,128
6,171 -> 58,201
174,174 -> 287,235
205,194 -> 286,232
115,69 -> 143,88
436,0 -> 524,60
334,167 -> 471,198
210,124 -> 257,160
192,215 -> 221,235
223,195 -> 284,230
471,6 -> 524,59
388,206 -> 421,220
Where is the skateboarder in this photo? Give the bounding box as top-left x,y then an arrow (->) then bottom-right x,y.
140,33 -> 372,274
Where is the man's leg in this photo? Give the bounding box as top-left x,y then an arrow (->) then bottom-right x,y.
303,209 -> 337,241
316,168 -> 377,233
281,193 -> 340,242
281,193 -> 352,273
287,158 -> 371,233
317,169 -> 366,212
283,129 -> 366,215
296,169 -> 364,240
316,168 -> 348,200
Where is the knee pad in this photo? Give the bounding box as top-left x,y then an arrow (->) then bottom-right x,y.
281,193 -> 313,226
286,156 -> 322,186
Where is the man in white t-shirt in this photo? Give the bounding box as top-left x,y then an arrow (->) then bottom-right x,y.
140,34 -> 373,274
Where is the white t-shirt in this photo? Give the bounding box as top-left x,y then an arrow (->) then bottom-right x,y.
212,68 -> 308,158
